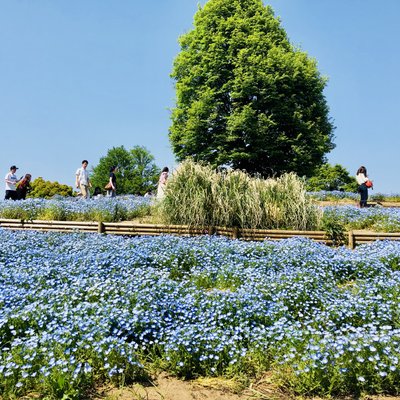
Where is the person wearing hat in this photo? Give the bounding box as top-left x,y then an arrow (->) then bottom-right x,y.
4,165 -> 20,200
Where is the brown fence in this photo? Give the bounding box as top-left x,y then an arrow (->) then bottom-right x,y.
349,230 -> 400,248
318,201 -> 400,208
1,218 -> 399,248
101,223 -> 333,244
0,219 -> 99,233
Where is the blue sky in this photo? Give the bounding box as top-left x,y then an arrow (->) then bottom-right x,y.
1,0 -> 399,193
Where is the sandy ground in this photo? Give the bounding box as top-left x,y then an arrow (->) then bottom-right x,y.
93,373 -> 400,400
94,372 -> 287,400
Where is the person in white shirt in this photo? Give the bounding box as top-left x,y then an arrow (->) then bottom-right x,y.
4,165 -> 20,200
356,165 -> 371,208
75,160 -> 92,199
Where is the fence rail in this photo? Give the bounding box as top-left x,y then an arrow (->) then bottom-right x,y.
348,230 -> 400,248
1,218 -> 399,248
318,201 -> 400,208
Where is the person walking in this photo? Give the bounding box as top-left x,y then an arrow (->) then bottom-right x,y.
157,167 -> 169,199
4,165 -> 20,200
75,160 -> 92,199
356,166 -> 372,208
106,166 -> 117,197
16,173 -> 32,200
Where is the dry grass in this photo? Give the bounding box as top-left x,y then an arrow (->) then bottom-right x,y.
158,160 -> 321,230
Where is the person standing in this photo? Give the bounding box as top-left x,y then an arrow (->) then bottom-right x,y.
356,166 -> 371,208
75,160 -> 92,199
4,165 -> 20,200
157,167 -> 169,199
106,166 -> 117,197
16,173 -> 32,200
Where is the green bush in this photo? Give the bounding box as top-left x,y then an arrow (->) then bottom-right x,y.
28,177 -> 73,199
320,213 -> 347,246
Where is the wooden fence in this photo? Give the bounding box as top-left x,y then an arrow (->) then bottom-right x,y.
348,230 -> 400,248
1,218 -> 400,248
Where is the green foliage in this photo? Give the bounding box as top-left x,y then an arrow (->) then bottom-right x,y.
39,205 -> 70,221
320,212 -> 347,246
90,146 -> 160,195
28,177 -> 73,199
170,0 -> 335,177
159,159 -> 321,230
307,163 -> 358,192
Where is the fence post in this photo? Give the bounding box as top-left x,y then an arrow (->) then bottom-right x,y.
232,227 -> 240,239
348,230 -> 355,249
98,222 -> 105,234
208,226 -> 216,235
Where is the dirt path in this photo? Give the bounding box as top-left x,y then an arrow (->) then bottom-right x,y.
94,373 -> 287,400
94,373 -> 400,400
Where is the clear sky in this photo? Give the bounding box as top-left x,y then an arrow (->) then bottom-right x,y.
1,0 -> 399,193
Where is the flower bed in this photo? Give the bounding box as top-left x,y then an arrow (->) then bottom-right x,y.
309,190 -> 400,202
1,230 -> 400,397
0,196 -> 152,222
324,205 -> 400,232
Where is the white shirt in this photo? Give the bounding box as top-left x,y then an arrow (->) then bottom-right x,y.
356,173 -> 368,185
76,167 -> 89,185
5,172 -> 18,191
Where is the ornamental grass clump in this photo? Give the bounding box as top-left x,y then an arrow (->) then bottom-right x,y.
159,160 -> 321,230
160,161 -> 216,227
260,173 -> 321,230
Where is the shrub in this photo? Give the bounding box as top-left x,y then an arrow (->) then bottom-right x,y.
320,212 -> 347,246
159,160 -> 321,230
28,177 -> 73,199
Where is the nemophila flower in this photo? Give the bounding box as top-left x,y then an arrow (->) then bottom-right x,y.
323,205 -> 400,232
3,230 -> 400,394
0,196 -> 151,222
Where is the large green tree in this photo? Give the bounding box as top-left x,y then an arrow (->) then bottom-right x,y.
170,0 -> 335,177
90,146 -> 160,195
306,163 -> 358,192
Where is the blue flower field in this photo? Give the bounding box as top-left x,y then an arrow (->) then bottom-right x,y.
0,196 -> 152,222
324,205 -> 400,232
1,229 -> 400,397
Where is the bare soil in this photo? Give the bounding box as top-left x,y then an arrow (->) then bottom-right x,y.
92,373 -> 400,400
93,372 -> 286,400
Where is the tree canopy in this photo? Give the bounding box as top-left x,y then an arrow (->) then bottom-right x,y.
90,146 -> 160,195
306,163 -> 358,192
169,0 -> 335,177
